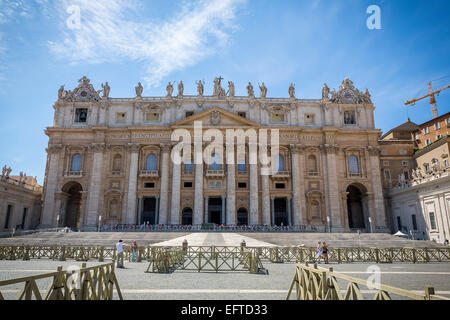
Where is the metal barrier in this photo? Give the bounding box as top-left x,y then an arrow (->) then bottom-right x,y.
145,246 -> 267,274
0,262 -> 122,300
1,245 -> 449,264
286,262 -> 449,300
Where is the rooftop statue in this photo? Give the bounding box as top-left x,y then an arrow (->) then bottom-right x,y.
135,82 -> 143,97
101,82 -> 110,98
178,81 -> 184,97
166,82 -> 174,97
196,80 -> 204,96
259,82 -> 267,98
247,82 -> 254,97
288,83 -> 295,98
322,83 -> 330,100
228,81 -> 235,97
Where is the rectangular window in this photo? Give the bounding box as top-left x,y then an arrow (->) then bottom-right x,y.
383,161 -> 390,166
401,160 -> 409,166
144,182 -> 155,189
146,112 -> 160,122
425,139 -> 431,145
436,134 -> 442,140
397,216 -> 402,231
414,133 -> 420,140
384,170 -> 391,180
237,112 -> 246,118
184,182 -> 193,188
424,127 -> 429,134
444,160 -> 449,168
399,150 -> 407,155
5,205 -> 13,229
185,111 -> 194,118
238,182 -> 247,189
411,214 -> 417,231
116,112 -> 126,123
424,163 -> 429,173
434,122 -> 440,130
344,111 -> 356,125
75,108 -> 88,123
429,212 -> 437,230
275,183 -> 285,189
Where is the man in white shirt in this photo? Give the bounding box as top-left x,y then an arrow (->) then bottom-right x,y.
116,240 -> 125,268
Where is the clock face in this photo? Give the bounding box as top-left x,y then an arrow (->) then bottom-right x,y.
342,90 -> 355,102
80,90 -> 88,97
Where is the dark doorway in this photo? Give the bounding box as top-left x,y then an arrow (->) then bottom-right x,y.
4,205 -> 13,229
63,182 -> 82,229
21,208 -> 28,229
142,198 -> 156,225
237,208 -> 248,225
208,197 -> 222,225
274,198 -> 288,226
347,185 -> 366,229
182,208 -> 193,225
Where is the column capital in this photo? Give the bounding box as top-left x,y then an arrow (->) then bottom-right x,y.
320,144 -> 340,154
160,143 -> 172,153
290,144 -> 305,154
89,143 -> 107,153
367,145 -> 381,156
47,144 -> 64,154
127,143 -> 141,153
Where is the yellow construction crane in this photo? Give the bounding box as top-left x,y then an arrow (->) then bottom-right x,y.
405,81 -> 450,119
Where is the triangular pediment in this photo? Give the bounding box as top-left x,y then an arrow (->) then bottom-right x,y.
171,106 -> 260,128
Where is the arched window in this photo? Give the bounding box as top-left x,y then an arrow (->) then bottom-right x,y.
307,155 -> 317,173
113,154 -> 122,172
146,154 -> 157,171
71,154 -> 82,172
238,159 -> 246,172
348,155 -> 359,174
210,153 -> 222,170
274,154 -> 285,172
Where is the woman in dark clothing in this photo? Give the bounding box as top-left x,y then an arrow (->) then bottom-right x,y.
322,242 -> 329,264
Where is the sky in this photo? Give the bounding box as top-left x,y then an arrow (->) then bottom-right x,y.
0,0 -> 449,184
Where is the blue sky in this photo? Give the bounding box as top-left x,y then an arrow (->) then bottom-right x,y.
0,0 -> 449,184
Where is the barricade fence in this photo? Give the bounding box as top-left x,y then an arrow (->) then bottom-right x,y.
1,245 -> 449,264
0,262 -> 122,300
286,262 -> 449,300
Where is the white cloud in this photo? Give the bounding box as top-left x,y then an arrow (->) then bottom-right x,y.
49,0 -> 246,86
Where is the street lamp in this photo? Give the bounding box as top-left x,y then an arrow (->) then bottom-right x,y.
98,215 -> 102,232
326,216 -> 331,233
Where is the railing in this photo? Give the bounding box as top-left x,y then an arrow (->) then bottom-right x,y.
271,171 -> 290,178
307,171 -> 319,176
64,171 -> 83,178
0,262 -> 122,300
145,246 -> 267,274
205,170 -> 225,177
139,170 -> 159,177
286,262 -> 449,300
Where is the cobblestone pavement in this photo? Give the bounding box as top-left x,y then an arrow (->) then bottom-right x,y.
0,260 -> 449,300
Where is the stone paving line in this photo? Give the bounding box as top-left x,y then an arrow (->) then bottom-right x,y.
0,260 -> 450,300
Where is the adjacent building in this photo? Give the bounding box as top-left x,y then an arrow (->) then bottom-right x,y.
40,76 -> 389,232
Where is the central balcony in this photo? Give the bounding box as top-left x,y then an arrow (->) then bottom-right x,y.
64,171 -> 83,178
271,170 -> 290,179
139,170 -> 159,178
206,169 -> 225,177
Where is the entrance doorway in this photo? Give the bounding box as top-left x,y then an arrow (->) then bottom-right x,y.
63,182 -> 82,229
208,197 -> 223,225
347,185 -> 366,230
182,208 -> 193,225
274,198 -> 288,226
237,208 -> 248,225
142,198 -> 157,225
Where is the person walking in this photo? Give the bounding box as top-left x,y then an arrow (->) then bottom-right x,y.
116,239 -> 125,268
131,240 -> 138,262
322,242 -> 329,264
316,241 -> 323,263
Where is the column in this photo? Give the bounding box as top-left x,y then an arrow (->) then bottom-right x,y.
170,162 -> 181,224
261,168 -> 271,225
368,146 -> 388,232
125,143 -> 140,224
159,144 -> 171,224
155,197 -> 160,225
41,144 -> 63,227
322,144 -> 343,232
86,143 -> 105,228
204,196 -> 209,223
287,196 -> 292,226
271,197 -> 275,226
290,144 -> 305,226
249,163 -> 259,225
221,195 -> 226,225
193,162 -> 204,225
138,197 -> 143,224
226,162 -> 236,225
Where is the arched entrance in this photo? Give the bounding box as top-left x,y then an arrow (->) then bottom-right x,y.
62,182 -> 83,229
182,208 -> 193,225
237,208 -> 248,226
347,184 -> 367,230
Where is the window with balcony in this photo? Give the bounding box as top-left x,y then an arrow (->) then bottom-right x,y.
146,154 -> 157,171
184,159 -> 193,174
71,154 -> 82,172
344,110 -> 356,125
348,155 -> 360,175
274,154 -> 285,172
210,153 -> 222,170
238,159 -> 246,173
75,108 -> 88,123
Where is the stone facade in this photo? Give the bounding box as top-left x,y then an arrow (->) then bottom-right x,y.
0,166 -> 43,231
41,76 -> 389,232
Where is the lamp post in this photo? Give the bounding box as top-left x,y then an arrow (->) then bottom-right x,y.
368,217 -> 373,233
98,215 -> 102,232
326,216 -> 331,233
